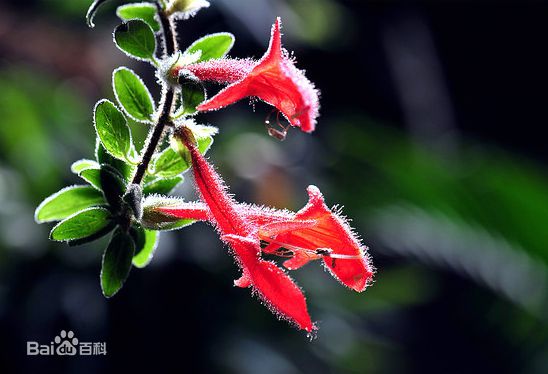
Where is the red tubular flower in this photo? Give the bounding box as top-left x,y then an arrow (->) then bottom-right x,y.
174,127 -> 314,332
181,18 -> 320,133
258,186 -> 373,292
157,187 -> 374,292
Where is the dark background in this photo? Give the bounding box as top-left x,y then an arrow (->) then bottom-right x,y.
0,0 -> 547,373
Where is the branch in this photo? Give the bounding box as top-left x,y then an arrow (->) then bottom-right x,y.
130,8 -> 178,186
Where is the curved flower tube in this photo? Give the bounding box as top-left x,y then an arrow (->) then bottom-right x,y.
174,127 -> 314,332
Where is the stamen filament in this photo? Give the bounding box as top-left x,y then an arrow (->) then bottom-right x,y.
261,238 -> 362,260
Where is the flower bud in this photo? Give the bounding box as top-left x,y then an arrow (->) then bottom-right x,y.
165,0 -> 210,19
123,184 -> 143,221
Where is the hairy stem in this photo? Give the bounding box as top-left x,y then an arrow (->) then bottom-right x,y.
130,7 -> 177,186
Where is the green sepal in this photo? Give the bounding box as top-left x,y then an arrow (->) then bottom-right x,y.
174,73 -> 206,117
141,196 -> 196,231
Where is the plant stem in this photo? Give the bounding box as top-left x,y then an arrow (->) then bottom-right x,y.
131,8 -> 177,186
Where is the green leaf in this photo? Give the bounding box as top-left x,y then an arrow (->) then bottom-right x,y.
114,20 -> 156,61
113,67 -> 155,123
152,147 -> 190,178
50,207 -> 113,242
95,141 -> 135,182
78,168 -> 101,190
101,228 -> 135,297
174,78 -> 205,117
100,166 -> 127,211
94,99 -> 132,161
116,3 -> 160,32
143,175 -> 184,195
71,159 -> 100,174
35,185 -> 105,223
86,0 -> 109,28
130,226 -> 159,268
185,33 -> 235,62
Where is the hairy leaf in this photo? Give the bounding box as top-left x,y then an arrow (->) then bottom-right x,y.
50,207 -> 113,242
130,226 -> 159,268
35,185 -> 105,223
185,32 -> 235,62
71,159 -> 100,174
143,175 -> 184,195
101,228 -> 135,297
152,147 -> 190,178
94,99 -> 132,161
116,3 -> 160,32
113,67 -> 155,122
114,20 -> 156,61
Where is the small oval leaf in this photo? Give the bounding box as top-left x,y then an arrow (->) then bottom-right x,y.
143,175 -> 184,195
100,166 -> 127,211
131,226 -> 159,268
95,140 -> 135,182
71,159 -> 100,174
101,228 -> 136,297
94,99 -> 132,161
79,168 -> 102,190
152,147 -> 190,178
50,207 -> 112,242
35,186 -> 105,223
174,76 -> 205,117
185,32 -> 235,62
114,20 -> 156,61
116,3 -> 161,32
113,67 -> 155,122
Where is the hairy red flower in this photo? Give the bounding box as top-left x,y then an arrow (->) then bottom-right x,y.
174,128 -> 314,332
157,187 -> 374,292
181,18 -> 320,133
258,186 -> 373,292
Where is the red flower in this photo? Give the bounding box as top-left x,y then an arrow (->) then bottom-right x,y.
257,186 -> 373,292
181,18 -> 320,133
156,186 -> 374,292
174,127 -> 314,332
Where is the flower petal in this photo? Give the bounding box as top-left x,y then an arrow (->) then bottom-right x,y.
223,234 -> 314,332
293,186 -> 374,291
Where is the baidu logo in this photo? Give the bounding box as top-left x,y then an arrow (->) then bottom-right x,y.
27,330 -> 106,356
